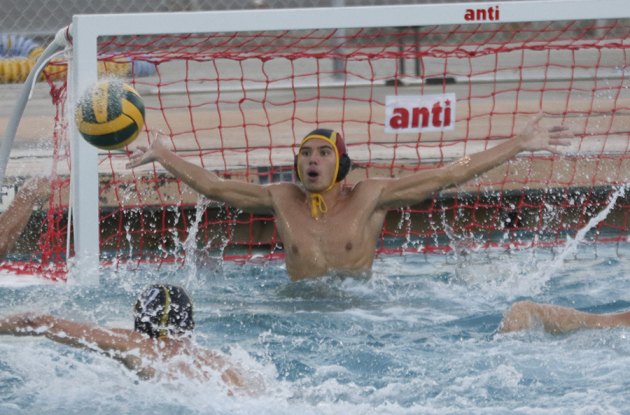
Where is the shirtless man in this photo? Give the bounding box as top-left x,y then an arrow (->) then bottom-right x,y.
126,114 -> 571,280
0,176 -> 50,259
498,300 -> 630,334
0,284 -> 256,394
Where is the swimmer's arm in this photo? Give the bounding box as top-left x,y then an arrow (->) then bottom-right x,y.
0,178 -> 50,258
0,313 -> 141,353
0,313 -> 150,376
202,350 -> 247,391
376,114 -> 572,209
126,132 -> 274,213
499,301 -> 630,334
0,313 -> 66,338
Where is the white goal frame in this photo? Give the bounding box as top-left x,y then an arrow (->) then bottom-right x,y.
69,0 -> 630,280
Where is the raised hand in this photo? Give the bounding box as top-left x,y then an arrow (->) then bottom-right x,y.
20,177 -> 51,203
126,131 -> 170,169
518,113 -> 573,154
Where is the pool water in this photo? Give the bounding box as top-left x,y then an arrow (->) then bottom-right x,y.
1,242 -> 629,414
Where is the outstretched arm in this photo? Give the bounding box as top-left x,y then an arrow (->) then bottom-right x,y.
498,301 -> 630,334
0,313 -> 145,369
376,114 -> 572,209
0,177 -> 50,259
126,132 -> 275,213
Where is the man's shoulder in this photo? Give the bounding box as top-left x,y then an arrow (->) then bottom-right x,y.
266,182 -> 303,195
348,177 -> 390,194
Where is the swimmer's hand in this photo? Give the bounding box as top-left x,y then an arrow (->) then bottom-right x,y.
0,312 -> 50,335
517,113 -> 574,154
126,131 -> 170,169
21,177 -> 51,203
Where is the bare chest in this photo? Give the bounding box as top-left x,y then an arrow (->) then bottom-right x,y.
275,196 -> 382,258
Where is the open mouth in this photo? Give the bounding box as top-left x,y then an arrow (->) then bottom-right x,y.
308,171 -> 319,178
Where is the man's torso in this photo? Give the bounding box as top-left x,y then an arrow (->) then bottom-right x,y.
269,182 -> 387,280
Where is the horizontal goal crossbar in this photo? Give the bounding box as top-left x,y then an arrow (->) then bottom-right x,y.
72,1 -> 630,37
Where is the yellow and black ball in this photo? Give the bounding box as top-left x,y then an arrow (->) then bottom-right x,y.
74,80 -> 145,150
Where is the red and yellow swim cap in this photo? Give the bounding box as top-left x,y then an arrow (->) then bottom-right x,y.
295,129 -> 350,218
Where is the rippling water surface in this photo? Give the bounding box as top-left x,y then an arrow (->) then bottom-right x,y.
1,242 -> 629,414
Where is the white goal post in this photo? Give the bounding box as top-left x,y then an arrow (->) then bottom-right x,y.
69,0 -> 630,280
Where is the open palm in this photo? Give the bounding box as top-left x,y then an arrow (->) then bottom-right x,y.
519,113 -> 573,154
126,131 -> 170,169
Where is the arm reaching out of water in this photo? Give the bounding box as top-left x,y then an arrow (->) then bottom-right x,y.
0,177 -> 50,258
376,113 -> 573,209
0,312 -> 147,372
0,285 -> 255,393
498,301 -> 630,334
126,131 -> 274,213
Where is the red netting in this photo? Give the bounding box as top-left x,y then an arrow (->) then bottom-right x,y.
29,20 -> 630,274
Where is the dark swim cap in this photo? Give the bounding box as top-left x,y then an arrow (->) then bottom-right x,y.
134,284 -> 194,338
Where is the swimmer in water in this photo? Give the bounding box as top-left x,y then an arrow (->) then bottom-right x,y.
0,284 -> 257,394
127,115 -> 572,281
498,300 -> 630,334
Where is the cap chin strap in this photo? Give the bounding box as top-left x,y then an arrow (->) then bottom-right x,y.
309,176 -> 338,218
310,193 -> 328,218
297,132 -> 340,218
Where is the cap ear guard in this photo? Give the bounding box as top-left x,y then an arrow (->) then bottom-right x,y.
337,153 -> 351,182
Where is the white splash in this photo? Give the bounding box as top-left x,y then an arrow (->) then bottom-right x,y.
542,184 -> 627,281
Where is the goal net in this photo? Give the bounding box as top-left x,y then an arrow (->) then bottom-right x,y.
7,2 -> 630,279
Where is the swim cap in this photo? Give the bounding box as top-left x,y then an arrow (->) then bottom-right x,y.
295,129 -> 351,185
295,129 -> 351,218
134,284 -> 194,338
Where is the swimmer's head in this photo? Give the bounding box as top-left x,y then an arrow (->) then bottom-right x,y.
295,128 -> 351,188
134,284 -> 194,339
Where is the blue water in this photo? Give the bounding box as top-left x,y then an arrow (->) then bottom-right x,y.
1,241 -> 629,414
